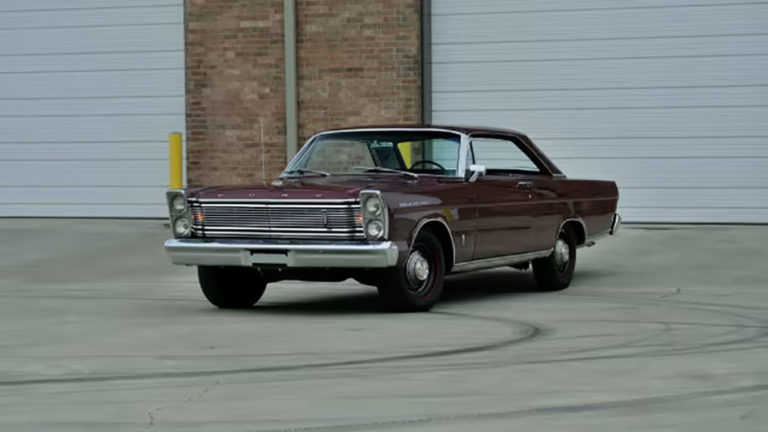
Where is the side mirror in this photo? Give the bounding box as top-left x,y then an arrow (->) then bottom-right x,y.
467,164 -> 486,182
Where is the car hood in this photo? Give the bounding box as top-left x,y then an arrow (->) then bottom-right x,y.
188,174 -> 453,201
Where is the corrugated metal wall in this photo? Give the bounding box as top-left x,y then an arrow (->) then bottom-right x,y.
0,0 -> 184,217
431,0 -> 768,223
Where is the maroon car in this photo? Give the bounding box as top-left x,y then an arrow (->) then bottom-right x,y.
165,126 -> 620,311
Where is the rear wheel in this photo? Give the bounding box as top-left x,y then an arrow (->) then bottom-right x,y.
377,230 -> 445,312
532,226 -> 577,291
197,266 -> 267,309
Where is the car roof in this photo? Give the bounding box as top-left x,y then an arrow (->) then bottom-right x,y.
320,124 -> 527,137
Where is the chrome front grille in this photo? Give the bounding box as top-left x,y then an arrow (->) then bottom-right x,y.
190,200 -> 364,239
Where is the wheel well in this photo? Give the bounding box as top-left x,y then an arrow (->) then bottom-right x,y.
415,220 -> 455,272
561,220 -> 587,245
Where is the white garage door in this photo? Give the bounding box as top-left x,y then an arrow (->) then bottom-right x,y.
0,0 -> 184,217
431,0 -> 768,223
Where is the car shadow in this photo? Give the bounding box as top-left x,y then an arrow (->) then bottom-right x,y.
247,268 -> 542,315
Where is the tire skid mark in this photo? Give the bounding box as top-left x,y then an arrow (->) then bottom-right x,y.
252,383 -> 768,432
0,312 -> 541,387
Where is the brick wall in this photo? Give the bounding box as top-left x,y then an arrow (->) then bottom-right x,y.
185,0 -> 422,185
296,0 -> 422,143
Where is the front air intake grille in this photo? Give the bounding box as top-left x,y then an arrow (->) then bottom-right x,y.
190,200 -> 364,239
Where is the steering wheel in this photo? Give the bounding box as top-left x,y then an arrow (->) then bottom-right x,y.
410,160 -> 446,170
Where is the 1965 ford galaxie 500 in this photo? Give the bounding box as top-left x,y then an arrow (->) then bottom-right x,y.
165,125 -> 620,311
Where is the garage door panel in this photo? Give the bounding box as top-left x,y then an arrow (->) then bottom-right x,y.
536,137 -> 768,159
433,34 -> 768,66
0,1 -> 177,12
0,5 -> 180,28
0,70 -> 184,99
0,114 -> 184,142
619,188 -> 768,210
556,158 -> 768,189
433,4 -> 768,43
0,2 -> 182,217
0,186 -> 167,205
0,161 -> 166,187
0,203 -> 166,218
433,107 -> 768,138
433,56 -> 768,91
434,86 -> 768,112
0,96 -> 183,116
0,24 -> 183,55
0,142 -> 172,160
432,0 -> 751,16
619,207 -> 768,224
433,1 -> 767,222
0,51 -> 183,74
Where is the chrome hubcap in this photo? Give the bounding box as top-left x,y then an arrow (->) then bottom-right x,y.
406,250 -> 430,286
554,238 -> 570,270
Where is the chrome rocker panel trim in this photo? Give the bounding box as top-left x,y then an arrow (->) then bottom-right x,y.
165,239 -> 399,268
451,248 -> 554,274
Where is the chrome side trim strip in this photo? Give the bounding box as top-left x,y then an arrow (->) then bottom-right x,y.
451,249 -> 553,274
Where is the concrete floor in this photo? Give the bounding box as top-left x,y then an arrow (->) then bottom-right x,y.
0,219 -> 766,431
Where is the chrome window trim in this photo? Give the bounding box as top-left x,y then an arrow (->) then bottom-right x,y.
411,217 -> 456,269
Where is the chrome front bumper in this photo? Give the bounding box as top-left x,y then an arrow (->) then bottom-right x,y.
165,239 -> 400,268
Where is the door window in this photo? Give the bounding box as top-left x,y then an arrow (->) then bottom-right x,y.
470,137 -> 541,173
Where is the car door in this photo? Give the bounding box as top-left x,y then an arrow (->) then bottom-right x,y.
469,136 -> 559,259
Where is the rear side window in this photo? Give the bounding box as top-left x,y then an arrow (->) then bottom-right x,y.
470,137 -> 541,173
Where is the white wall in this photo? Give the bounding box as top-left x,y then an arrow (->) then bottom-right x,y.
0,0 -> 184,217
432,0 -> 768,223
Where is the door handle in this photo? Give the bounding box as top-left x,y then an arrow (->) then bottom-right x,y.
516,181 -> 534,189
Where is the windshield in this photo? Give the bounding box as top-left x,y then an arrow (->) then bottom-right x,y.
284,131 -> 462,177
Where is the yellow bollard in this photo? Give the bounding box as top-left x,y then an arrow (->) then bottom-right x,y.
168,132 -> 183,189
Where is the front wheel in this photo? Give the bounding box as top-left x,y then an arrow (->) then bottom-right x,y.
532,227 -> 577,291
377,230 -> 445,312
198,266 -> 267,309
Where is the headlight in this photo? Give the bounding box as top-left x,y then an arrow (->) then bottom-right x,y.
166,190 -> 192,238
171,195 -> 187,212
359,190 -> 388,241
366,220 -> 384,239
173,217 -> 192,237
364,197 -> 382,216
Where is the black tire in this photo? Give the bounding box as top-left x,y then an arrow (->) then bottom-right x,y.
532,226 -> 577,292
197,266 -> 267,309
377,230 -> 445,312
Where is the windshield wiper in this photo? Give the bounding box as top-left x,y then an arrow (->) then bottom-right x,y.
352,166 -> 418,178
282,168 -> 331,177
